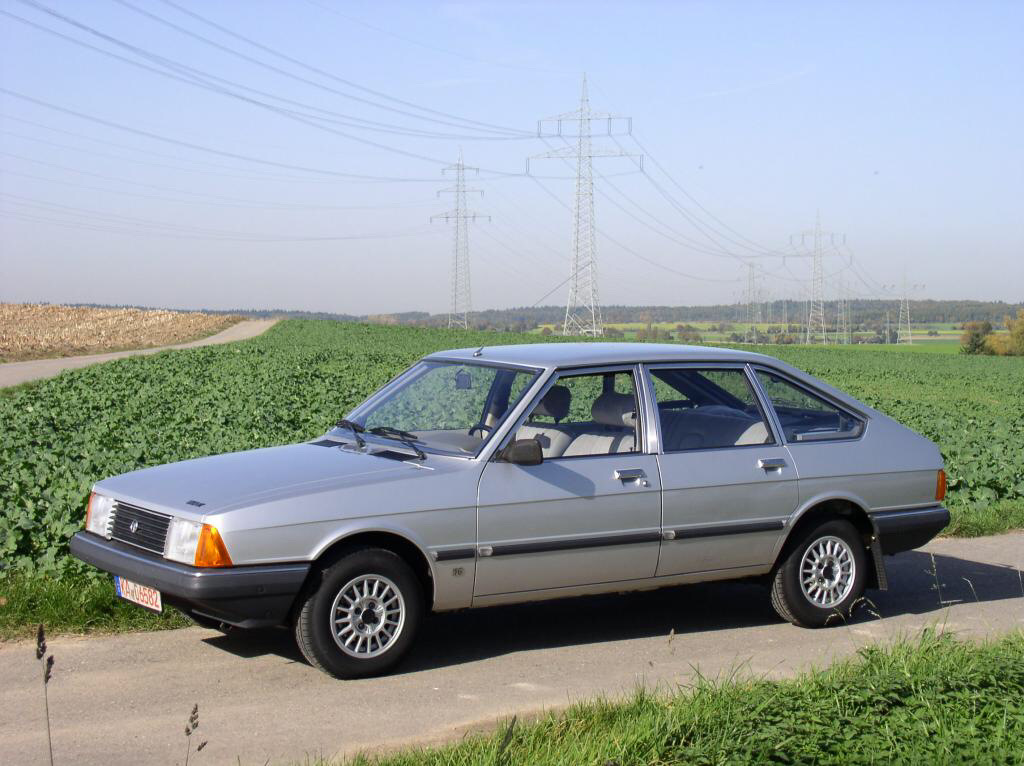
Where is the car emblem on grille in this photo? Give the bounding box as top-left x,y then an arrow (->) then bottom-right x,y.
129,520 -> 139,534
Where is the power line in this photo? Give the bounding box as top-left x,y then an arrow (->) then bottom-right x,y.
7,4 -> 533,143
301,0 -> 572,75
0,164 -> 436,211
0,191 -> 435,242
117,0 -> 531,136
627,133 -> 794,258
4,5 -> 533,172
0,88 -> 495,182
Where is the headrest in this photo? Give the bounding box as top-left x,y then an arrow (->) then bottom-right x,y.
533,385 -> 570,421
592,391 -> 636,428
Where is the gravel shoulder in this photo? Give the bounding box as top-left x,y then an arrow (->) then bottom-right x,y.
1,532 -> 1021,766
0,319 -> 279,388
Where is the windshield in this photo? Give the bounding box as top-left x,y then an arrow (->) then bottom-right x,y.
341,361 -> 540,457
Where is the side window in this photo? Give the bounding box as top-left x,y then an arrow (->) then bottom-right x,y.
515,371 -> 640,458
650,367 -> 774,451
754,370 -> 864,442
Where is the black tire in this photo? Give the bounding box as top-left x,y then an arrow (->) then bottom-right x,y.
293,548 -> 423,679
770,519 -> 868,628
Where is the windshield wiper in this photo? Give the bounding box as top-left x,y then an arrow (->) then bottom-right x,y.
367,426 -> 426,460
334,418 -> 366,449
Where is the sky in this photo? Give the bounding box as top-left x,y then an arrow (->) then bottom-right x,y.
1,0 -> 1022,316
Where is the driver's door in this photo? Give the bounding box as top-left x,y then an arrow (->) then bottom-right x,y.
474,367 -> 662,599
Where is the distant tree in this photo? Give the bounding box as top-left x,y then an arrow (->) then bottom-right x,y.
603,326 -> 624,338
927,329 -> 939,336
1010,309 -> 1024,354
540,326 -> 553,336
960,321 -> 993,354
984,309 -> 1024,356
677,329 -> 703,344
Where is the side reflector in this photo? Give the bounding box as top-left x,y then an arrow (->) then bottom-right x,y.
936,469 -> 947,502
194,524 -> 233,568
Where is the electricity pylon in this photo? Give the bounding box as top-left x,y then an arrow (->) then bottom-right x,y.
529,75 -> 639,337
433,150 -> 487,330
885,275 -> 924,345
745,263 -> 763,342
835,276 -> 850,344
792,212 -> 844,344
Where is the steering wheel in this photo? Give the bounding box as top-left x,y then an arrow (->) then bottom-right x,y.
468,423 -> 493,437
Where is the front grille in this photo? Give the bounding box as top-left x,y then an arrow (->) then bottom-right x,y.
110,502 -> 171,555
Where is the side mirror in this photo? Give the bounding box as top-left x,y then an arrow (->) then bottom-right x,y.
500,438 -> 543,466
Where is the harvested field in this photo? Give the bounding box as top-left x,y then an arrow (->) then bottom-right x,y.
0,303 -> 243,362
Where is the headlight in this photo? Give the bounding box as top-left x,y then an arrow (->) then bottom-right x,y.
165,517 -> 202,564
85,492 -> 115,537
165,518 -> 233,567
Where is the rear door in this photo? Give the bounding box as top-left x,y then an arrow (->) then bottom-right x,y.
645,363 -> 798,576
474,366 -> 662,597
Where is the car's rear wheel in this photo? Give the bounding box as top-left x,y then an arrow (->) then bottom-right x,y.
293,548 -> 423,678
770,519 -> 867,628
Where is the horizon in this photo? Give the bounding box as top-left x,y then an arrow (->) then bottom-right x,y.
2,1 -> 1022,315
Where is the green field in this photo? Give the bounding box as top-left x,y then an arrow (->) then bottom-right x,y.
0,320 -> 1021,602
342,631 -> 1023,766
534,321 -> 1002,354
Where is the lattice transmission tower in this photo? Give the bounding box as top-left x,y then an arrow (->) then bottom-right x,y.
530,75 -> 639,336
897,276 -> 922,345
792,212 -> 844,344
745,263 -> 763,342
835,275 -> 850,345
433,151 -> 487,329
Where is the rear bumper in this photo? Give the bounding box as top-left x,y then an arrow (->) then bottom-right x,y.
69,532 -> 310,629
870,506 -> 950,555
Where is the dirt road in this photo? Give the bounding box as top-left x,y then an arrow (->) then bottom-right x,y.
0,319 -> 279,388
2,532 -> 1021,765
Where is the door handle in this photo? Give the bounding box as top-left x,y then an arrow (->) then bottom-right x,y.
614,468 -> 647,482
758,458 -> 786,471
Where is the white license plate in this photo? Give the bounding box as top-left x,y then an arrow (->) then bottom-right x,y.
114,576 -> 162,613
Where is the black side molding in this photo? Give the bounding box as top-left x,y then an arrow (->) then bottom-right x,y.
434,547 -> 476,562
870,507 -> 950,555
490,531 -> 661,557
670,519 -> 785,540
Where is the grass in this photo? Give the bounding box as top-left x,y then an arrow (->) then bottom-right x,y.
947,499 -> 1024,538
334,631 -> 1024,765
0,574 -> 189,641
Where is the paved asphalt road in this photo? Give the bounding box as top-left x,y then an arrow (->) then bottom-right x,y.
2,532 -> 1022,765
0,319 -> 279,388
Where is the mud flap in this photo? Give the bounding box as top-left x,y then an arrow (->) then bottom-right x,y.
868,537 -> 888,591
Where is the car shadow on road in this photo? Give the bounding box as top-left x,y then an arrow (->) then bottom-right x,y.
200,549 -> 1023,674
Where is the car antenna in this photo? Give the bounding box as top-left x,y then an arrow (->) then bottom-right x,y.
473,346 -> 484,357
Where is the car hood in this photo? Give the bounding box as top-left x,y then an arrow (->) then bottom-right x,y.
94,440 -> 427,518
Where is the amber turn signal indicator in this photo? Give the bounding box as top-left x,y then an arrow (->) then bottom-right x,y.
195,524 -> 233,567
936,469 -> 947,502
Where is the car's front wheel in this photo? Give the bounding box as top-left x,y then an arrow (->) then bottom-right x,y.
294,548 -> 423,678
770,519 -> 868,628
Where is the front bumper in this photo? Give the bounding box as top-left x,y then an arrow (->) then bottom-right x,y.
870,506 -> 950,555
70,532 -> 310,629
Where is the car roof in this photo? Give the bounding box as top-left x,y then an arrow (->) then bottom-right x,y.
424,342 -> 778,370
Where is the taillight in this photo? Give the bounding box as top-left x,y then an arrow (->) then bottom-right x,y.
936,469 -> 947,502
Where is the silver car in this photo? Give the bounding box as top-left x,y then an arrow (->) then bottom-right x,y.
71,343 -> 949,678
